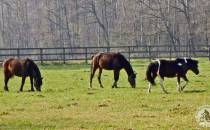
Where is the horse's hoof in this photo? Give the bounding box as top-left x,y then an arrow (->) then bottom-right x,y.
181,87 -> 185,91
4,87 -> 9,91
178,89 -> 182,93
112,85 -> 117,88
163,91 -> 169,94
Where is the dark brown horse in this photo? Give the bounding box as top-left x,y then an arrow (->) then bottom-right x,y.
90,52 -> 136,88
3,58 -> 43,91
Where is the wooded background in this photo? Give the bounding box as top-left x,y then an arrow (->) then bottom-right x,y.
0,0 -> 210,52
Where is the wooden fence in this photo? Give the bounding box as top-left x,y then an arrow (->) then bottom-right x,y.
0,45 -> 210,64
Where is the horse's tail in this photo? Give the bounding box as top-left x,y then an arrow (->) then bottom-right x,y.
90,56 -> 94,74
91,55 -> 94,60
2,59 -> 8,67
90,54 -> 98,88
2,58 -> 14,68
146,62 -> 157,85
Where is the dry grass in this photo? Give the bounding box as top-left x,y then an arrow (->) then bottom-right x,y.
0,58 -> 209,129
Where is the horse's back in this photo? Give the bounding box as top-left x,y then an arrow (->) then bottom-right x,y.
93,52 -> 124,70
3,58 -> 29,77
156,59 -> 187,77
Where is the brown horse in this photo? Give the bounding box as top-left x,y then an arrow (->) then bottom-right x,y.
90,52 -> 136,88
3,58 -> 43,92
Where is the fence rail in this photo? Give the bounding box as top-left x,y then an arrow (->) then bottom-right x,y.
0,45 -> 210,63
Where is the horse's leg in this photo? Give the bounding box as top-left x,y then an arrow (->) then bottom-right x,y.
19,76 -> 26,92
90,65 -> 97,88
177,77 -> 181,92
112,70 -> 120,88
159,77 -> 168,94
30,76 -> 34,91
4,76 -> 10,91
181,75 -> 189,91
97,68 -> 103,88
148,73 -> 157,93
148,83 -> 152,93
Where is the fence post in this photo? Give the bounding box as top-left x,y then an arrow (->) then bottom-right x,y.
85,48 -> 88,64
63,48 -> 66,64
40,48 -> 43,64
128,47 -> 131,62
107,46 -> 110,52
17,48 -> 20,58
208,46 -> 210,61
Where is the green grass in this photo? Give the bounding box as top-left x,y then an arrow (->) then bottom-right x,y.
0,58 -> 209,130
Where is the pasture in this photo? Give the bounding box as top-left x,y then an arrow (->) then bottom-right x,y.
0,58 -> 209,130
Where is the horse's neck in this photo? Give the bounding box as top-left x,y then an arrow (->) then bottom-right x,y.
32,64 -> 41,78
181,63 -> 190,72
123,61 -> 134,76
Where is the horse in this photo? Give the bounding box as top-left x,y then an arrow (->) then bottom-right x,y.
3,58 -> 43,92
145,58 -> 199,93
90,52 -> 136,88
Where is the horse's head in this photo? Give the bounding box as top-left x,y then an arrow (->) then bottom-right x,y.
186,58 -> 199,75
34,77 -> 43,91
31,61 -> 43,91
128,73 -> 136,88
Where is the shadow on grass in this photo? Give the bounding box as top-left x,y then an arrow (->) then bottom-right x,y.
110,86 -> 141,89
184,89 -> 206,93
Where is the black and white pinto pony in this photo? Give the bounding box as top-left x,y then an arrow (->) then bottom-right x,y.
146,58 -> 199,93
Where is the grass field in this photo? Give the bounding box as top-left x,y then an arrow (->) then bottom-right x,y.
0,58 -> 209,130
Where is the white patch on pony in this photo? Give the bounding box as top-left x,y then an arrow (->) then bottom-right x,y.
150,72 -> 153,77
178,63 -> 182,66
157,59 -> 161,75
184,57 -> 188,63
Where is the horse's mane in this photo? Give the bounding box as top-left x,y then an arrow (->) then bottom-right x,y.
119,53 -> 135,75
28,59 -> 41,78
